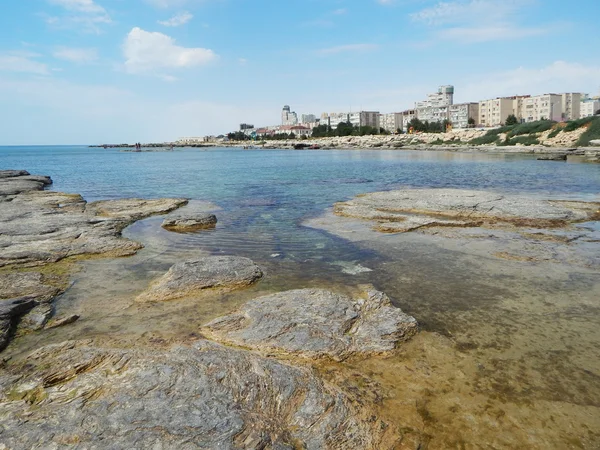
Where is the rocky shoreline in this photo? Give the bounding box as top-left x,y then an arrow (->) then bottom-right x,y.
2,169 -> 599,448
0,169 -> 419,448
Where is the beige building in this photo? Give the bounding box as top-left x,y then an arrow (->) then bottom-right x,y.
561,93 -> 582,120
478,97 -> 516,127
449,103 -> 479,129
379,113 -> 403,133
521,94 -> 563,122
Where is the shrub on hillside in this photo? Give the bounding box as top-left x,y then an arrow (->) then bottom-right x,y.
575,117 -> 600,147
469,134 -> 500,145
508,135 -> 540,146
507,120 -> 555,137
564,116 -> 595,132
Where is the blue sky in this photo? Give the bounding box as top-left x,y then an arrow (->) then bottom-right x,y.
0,0 -> 599,144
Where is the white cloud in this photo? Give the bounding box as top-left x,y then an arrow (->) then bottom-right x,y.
439,25 -> 547,43
158,11 -> 193,26
0,51 -> 49,75
0,76 -> 275,144
238,58 -> 248,66
461,61 -> 600,101
46,0 -> 111,32
145,0 -> 189,8
317,44 -> 378,55
53,47 -> 98,63
332,8 -> 347,15
48,0 -> 107,13
123,27 -> 217,75
410,0 -> 546,43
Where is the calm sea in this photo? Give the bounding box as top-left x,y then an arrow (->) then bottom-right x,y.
1,145 -> 598,262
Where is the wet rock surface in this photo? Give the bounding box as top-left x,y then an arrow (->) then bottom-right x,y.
0,172 -> 188,268
0,339 -> 386,449
136,256 -> 263,302
0,171 -> 188,351
161,213 -> 217,231
334,188 -> 599,230
204,287 -> 418,360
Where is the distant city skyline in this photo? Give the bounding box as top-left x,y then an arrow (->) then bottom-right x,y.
0,0 -> 599,144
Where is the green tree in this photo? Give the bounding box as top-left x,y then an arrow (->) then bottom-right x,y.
595,109 -> 600,115
505,114 -> 519,126
468,117 -> 476,127
408,118 -> 426,132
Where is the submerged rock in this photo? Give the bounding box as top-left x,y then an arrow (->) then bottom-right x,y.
136,256 -> 263,302
204,287 -> 418,360
161,213 -> 217,231
537,154 -> 567,161
0,339 -> 387,449
334,188 -> 599,232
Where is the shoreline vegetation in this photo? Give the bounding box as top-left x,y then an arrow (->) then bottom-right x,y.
90,117 -> 600,161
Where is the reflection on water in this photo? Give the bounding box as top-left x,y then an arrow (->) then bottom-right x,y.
2,147 -> 600,448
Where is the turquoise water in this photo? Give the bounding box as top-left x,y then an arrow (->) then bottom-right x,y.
1,145 -> 599,263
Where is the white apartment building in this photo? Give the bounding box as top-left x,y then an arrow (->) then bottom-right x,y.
449,103 -> 479,129
281,105 -> 298,125
561,93 -> 582,120
521,94 -> 563,122
380,113 -> 403,133
478,97 -> 516,127
580,97 -> 600,118
321,111 -> 380,129
401,109 -> 417,131
415,85 -> 454,124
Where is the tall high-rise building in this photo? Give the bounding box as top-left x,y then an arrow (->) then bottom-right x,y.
415,85 -> 454,123
281,105 -> 298,125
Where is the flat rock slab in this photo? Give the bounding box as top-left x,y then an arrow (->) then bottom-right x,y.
0,272 -> 61,303
86,198 -> 188,221
0,339 -> 385,449
334,189 -> 599,232
0,173 -> 188,268
537,154 -> 567,161
204,288 -> 418,360
162,213 -> 217,231
136,256 -> 263,302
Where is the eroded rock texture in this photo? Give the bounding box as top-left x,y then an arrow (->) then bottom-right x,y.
0,339 -> 387,449
136,256 -> 263,302
204,288 -> 418,360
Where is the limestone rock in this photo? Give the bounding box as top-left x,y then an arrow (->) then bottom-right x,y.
86,198 -> 188,221
0,272 -> 61,303
45,314 -> 80,329
537,154 -> 567,161
0,339 -> 385,449
162,213 -> 217,231
19,304 -> 54,332
334,188 -> 599,232
204,287 -> 418,360
0,297 -> 37,351
0,173 -> 189,268
136,256 -> 263,302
